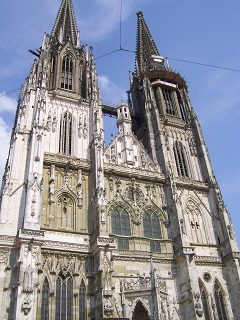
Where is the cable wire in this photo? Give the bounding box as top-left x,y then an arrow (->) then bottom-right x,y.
167,57 -> 240,73
120,0 -> 123,49
0,88 -> 21,98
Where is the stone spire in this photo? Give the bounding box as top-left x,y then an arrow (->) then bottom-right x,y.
51,0 -> 79,46
136,11 -> 164,75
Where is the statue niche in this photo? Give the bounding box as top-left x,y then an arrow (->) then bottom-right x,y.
57,193 -> 75,230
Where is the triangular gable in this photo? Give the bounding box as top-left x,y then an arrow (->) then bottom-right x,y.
104,131 -> 160,172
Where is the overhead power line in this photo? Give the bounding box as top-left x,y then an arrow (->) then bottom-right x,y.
0,88 -> 21,99
1,0 -> 240,100
167,57 -> 240,73
1,57 -> 240,100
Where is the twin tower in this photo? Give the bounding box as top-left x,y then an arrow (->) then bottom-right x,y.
0,0 -> 239,319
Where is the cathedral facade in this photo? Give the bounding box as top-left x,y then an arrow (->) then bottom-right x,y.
0,0 -> 239,319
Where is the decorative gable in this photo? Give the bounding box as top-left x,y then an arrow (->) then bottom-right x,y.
104,131 -> 160,172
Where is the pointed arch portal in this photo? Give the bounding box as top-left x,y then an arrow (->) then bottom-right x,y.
132,301 -> 150,320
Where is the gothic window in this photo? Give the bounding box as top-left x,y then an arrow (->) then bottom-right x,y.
79,280 -> 86,320
177,91 -> 187,121
162,87 -> 177,116
127,188 -> 141,204
41,278 -> 49,320
214,280 -> 228,320
143,209 -> 161,252
50,55 -> 56,88
111,206 -> 131,249
199,280 -> 211,320
59,112 -> 73,156
185,200 -> 208,244
56,273 -> 73,320
61,56 -> 73,90
173,141 -> 189,177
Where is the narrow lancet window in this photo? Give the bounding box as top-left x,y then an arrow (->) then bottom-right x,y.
59,112 -> 73,156
199,280 -> 211,320
79,280 -> 86,320
111,206 -> 130,249
61,56 -> 73,90
56,273 -> 73,320
143,209 -> 161,252
41,278 -> 49,320
173,141 -> 189,177
162,87 -> 177,116
214,280 -> 228,320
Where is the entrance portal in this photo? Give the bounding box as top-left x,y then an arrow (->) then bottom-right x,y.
132,301 -> 150,320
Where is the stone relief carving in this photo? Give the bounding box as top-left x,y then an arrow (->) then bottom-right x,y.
21,296 -> 32,315
22,265 -> 33,293
193,292 -> 203,317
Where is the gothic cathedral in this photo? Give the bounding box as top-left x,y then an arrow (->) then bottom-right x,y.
0,1 -> 239,319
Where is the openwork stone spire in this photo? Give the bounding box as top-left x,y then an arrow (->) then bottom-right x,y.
51,0 -> 79,46
136,11 -> 162,75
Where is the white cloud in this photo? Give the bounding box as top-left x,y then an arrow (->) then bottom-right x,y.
79,0 -> 136,41
98,75 -> 127,105
194,71 -> 240,126
0,117 -> 11,180
0,93 -> 17,113
0,94 -> 16,180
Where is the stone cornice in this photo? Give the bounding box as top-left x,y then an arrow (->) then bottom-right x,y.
104,163 -> 164,182
0,235 -> 16,247
160,114 -> 190,130
175,177 -> 209,192
44,153 -> 91,171
41,241 -> 89,252
113,255 -> 173,263
49,89 -> 85,103
222,251 -> 240,262
112,250 -> 173,261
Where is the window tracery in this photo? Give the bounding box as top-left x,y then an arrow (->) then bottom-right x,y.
41,278 -> 49,320
213,280 -> 228,320
111,205 -> 131,250
143,209 -> 161,252
61,56 -> 73,90
79,280 -> 86,320
199,279 -> 211,320
162,87 -> 177,116
173,141 -> 189,177
185,200 -> 208,244
56,272 -> 73,320
59,112 -> 73,156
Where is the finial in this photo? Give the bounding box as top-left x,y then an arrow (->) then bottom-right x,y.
137,11 -> 143,17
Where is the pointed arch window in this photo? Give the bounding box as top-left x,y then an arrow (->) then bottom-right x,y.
61,56 -> 73,90
59,112 -> 73,156
214,280 -> 228,320
199,280 -> 211,320
143,209 -> 161,252
79,280 -> 86,320
56,272 -> 73,320
162,87 -> 177,116
50,55 -> 56,88
177,91 -> 187,121
111,206 -> 130,249
173,141 -> 189,177
41,278 -> 49,320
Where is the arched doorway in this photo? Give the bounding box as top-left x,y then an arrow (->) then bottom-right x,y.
132,301 -> 150,320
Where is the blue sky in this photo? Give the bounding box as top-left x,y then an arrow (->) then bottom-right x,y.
0,0 -> 240,244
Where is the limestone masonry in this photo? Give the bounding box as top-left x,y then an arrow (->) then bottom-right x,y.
0,0 -> 239,319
